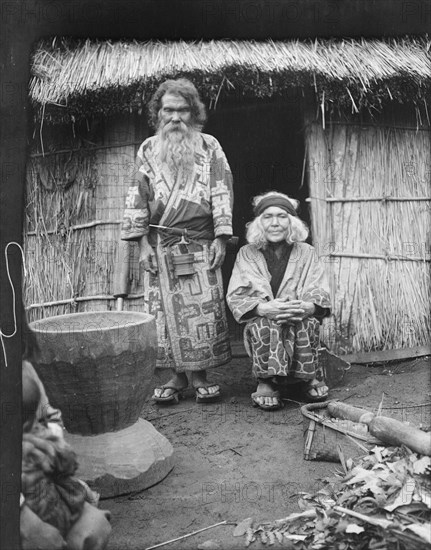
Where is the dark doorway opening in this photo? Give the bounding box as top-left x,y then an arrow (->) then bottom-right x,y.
205,96 -> 308,342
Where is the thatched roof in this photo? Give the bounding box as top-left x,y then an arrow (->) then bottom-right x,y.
30,37 -> 431,124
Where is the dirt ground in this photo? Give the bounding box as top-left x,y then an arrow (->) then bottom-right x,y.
104,355 -> 430,550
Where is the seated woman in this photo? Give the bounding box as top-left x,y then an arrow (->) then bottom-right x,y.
226,191 -> 331,410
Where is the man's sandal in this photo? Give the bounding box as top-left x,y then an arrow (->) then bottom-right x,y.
195,384 -> 221,403
251,390 -> 284,411
152,385 -> 186,404
302,380 -> 329,403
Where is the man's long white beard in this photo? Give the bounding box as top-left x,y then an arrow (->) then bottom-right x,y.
158,122 -> 197,176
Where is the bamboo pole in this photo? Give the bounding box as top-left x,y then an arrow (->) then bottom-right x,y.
324,197 -> 431,203
144,521 -> 228,550
26,293 -> 147,310
29,140 -> 143,158
307,196 -> 431,202
26,219 -> 122,236
324,122 -> 430,131
328,252 -> 431,261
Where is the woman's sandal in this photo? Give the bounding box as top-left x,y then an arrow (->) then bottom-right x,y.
152,385 -> 186,404
251,390 -> 284,411
302,380 -> 329,403
195,384 -> 221,403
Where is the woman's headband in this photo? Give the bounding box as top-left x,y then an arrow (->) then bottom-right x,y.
253,195 -> 298,218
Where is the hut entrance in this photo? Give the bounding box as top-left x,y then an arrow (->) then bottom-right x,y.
206,96 -> 308,343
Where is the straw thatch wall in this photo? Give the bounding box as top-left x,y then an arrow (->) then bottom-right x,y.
306,114 -> 431,353
24,115 -> 150,322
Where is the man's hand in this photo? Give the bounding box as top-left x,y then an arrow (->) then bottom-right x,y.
257,300 -> 315,324
139,239 -> 157,274
209,237 -> 227,271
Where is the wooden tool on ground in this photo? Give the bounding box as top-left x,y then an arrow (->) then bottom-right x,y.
328,401 -> 375,424
368,416 -> 431,456
328,400 -> 431,456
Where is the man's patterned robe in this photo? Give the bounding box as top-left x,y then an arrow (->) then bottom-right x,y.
122,133 -> 233,372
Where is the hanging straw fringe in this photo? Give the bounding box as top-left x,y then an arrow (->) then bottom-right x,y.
29,37 -> 431,123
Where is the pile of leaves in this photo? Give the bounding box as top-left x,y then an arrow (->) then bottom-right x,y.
235,447 -> 431,549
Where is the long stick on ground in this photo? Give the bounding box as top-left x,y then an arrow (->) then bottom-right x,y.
145,521 -> 228,550
333,506 -> 394,529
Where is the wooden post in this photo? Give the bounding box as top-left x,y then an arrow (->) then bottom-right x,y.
113,240 -> 131,311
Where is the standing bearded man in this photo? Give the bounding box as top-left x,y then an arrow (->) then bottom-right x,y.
121,78 -> 234,404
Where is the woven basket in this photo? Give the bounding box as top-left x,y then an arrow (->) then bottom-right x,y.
301,402 -> 383,462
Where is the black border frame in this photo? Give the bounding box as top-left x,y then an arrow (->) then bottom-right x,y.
1,1 -> 429,547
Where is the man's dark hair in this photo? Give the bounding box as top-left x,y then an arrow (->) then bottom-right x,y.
148,78 -> 207,130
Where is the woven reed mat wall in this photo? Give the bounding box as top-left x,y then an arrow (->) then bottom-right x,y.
24,114 -> 148,322
305,117 -> 430,354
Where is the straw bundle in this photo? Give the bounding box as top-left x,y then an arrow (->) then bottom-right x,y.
306,119 -> 431,353
29,37 -> 431,124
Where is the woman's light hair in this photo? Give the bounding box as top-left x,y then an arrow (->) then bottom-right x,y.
246,191 -> 309,248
